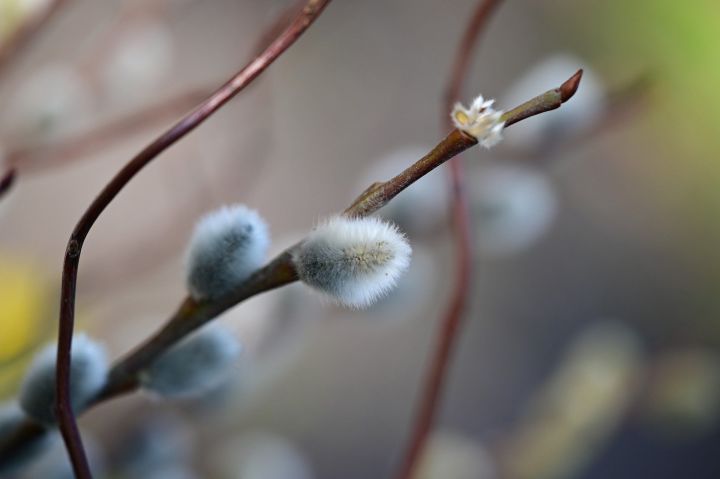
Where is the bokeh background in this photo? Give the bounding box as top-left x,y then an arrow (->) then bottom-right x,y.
1,0 -> 720,478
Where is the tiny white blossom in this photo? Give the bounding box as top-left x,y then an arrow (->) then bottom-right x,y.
451,95 -> 505,148
185,204 -> 270,300
139,325 -> 242,399
19,334 -> 108,425
292,216 -> 412,309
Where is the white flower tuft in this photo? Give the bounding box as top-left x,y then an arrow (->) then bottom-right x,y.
0,402 -> 53,474
292,216 -> 412,309
19,334 -> 108,425
140,325 -> 242,399
185,204 -> 270,300
451,95 -> 505,148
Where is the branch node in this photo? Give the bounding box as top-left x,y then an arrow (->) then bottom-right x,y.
66,240 -> 81,258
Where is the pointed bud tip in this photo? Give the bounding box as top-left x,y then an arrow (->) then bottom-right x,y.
559,69 -> 583,103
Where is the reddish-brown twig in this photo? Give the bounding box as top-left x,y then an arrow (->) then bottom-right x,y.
53,1 -> 333,477
0,0 -> 70,77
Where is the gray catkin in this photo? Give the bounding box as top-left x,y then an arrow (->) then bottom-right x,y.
19,334 -> 108,425
186,205 -> 269,300
140,325 -> 241,399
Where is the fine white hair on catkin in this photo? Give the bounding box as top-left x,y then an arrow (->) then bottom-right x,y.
19,334 -> 108,425
185,204 -> 269,300
139,325 -> 242,399
292,216 -> 412,309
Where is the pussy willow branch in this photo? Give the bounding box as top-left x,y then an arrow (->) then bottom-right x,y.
0,71 -> 581,466
396,1 -> 503,478
53,1 -> 332,477
0,0 -> 70,76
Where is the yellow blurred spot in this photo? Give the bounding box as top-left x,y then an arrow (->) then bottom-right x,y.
0,0 -> 23,40
0,254 -> 48,396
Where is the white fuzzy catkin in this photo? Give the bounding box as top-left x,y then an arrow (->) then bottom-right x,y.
292,216 -> 412,309
19,334 -> 108,425
185,204 -> 269,300
139,325 -> 242,399
0,402 -> 53,474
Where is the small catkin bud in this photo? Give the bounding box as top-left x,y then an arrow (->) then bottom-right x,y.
451,95 -> 505,148
185,204 -> 270,300
0,402 -> 53,474
19,334 -> 108,425
139,325 -> 241,399
292,216 -> 412,309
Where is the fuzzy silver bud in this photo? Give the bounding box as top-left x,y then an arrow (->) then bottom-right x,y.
292,216 -> 411,309
140,325 -> 242,399
19,334 -> 108,425
185,204 -> 269,300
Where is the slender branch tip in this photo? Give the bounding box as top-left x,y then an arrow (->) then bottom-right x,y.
560,69 -> 583,102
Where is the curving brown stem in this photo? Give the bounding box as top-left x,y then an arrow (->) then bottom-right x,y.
394,2 -> 504,478
0,69 -> 581,470
52,1 -> 333,477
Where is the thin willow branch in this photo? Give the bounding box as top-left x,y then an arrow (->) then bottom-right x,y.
396,2 -> 503,478
0,0 -> 70,77
0,71 -> 582,467
52,1 -> 333,477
